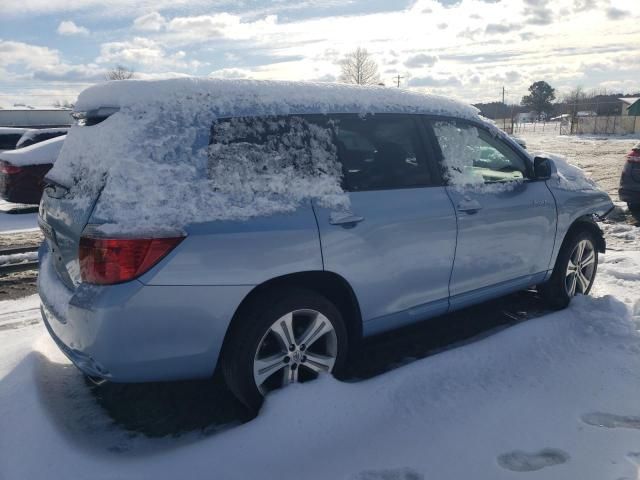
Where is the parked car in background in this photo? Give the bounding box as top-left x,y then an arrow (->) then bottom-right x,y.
0,127 -> 32,152
0,135 -> 64,204
38,79 -> 613,413
619,142 -> 640,214
16,127 -> 68,149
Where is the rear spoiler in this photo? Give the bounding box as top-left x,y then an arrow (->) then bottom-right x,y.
72,107 -> 119,126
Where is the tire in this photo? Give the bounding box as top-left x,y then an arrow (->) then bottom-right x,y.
220,288 -> 349,413
628,203 -> 640,214
538,228 -> 599,309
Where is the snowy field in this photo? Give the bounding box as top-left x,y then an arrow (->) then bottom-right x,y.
520,128 -> 640,202
0,199 -> 38,235
1,129 -> 640,479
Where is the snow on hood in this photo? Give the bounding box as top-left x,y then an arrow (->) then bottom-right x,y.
0,135 -> 65,166
50,79 -> 485,234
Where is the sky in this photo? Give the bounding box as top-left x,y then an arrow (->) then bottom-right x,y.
0,0 -> 638,108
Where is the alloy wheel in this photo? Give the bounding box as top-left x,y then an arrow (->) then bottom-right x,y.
565,239 -> 596,297
252,309 -> 338,395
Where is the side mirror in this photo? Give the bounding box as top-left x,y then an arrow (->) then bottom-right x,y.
533,156 -> 552,180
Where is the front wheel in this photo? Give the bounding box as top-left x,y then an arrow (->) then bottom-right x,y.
221,289 -> 348,412
538,229 -> 599,309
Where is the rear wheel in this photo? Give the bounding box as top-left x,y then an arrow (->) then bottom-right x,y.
221,289 -> 348,412
538,229 -> 598,309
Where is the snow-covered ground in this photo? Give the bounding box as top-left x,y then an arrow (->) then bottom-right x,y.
0,200 -> 38,234
2,244 -> 640,479
0,211 -> 37,236
1,128 -> 640,479
520,128 -> 639,201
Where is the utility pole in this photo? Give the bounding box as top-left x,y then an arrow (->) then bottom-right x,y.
502,86 -> 506,131
394,74 -> 404,88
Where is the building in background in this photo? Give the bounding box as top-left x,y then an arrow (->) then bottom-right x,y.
619,97 -> 640,116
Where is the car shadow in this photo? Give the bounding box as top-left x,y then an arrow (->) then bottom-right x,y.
84,289 -> 549,440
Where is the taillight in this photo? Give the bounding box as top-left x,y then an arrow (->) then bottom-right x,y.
79,236 -> 185,285
0,160 -> 23,174
627,150 -> 640,163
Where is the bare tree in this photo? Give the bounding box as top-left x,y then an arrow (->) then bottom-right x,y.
106,65 -> 135,81
339,48 -> 381,85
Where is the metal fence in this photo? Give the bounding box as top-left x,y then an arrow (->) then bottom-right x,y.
495,117 -> 640,136
571,115 -> 640,135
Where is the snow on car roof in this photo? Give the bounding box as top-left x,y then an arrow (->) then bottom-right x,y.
0,135 -> 65,166
75,78 -> 481,120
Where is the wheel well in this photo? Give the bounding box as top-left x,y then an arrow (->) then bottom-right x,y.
222,271 -> 363,356
564,216 -> 606,253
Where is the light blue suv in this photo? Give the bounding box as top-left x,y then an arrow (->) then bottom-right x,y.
38,80 -> 613,411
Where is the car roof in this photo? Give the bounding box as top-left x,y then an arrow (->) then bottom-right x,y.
0,135 -> 66,166
74,78 -> 482,121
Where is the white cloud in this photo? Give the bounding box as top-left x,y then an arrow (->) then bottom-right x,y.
133,12 -> 167,31
404,54 -> 438,68
208,67 -> 254,79
96,37 -> 202,70
56,20 -> 90,36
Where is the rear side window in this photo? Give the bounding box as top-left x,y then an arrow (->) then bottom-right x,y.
431,120 -> 528,186
326,114 -> 432,191
210,114 -> 433,192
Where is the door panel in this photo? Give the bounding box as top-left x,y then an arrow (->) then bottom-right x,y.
315,187 -> 456,334
446,183 -> 556,299
312,113 -> 457,335
428,118 -> 557,304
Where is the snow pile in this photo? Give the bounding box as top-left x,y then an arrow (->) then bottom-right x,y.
0,135 -> 65,166
2,293 -> 640,479
0,251 -> 38,266
47,79 -> 486,233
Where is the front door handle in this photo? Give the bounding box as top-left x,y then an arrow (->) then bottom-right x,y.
329,212 -> 365,227
456,199 -> 483,214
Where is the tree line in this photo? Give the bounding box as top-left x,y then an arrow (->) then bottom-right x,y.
476,81 -> 639,121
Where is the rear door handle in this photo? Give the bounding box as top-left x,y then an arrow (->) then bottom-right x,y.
456,199 -> 483,214
329,212 -> 365,227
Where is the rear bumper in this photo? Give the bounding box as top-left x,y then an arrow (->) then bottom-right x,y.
38,249 -> 252,383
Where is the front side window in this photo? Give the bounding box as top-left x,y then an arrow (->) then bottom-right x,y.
432,120 -> 527,187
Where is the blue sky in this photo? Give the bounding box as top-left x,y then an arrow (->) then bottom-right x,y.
0,0 -> 638,107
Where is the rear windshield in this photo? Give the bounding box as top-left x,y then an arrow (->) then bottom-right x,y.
0,134 -> 23,150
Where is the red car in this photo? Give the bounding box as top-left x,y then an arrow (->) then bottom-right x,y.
0,135 -> 65,204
